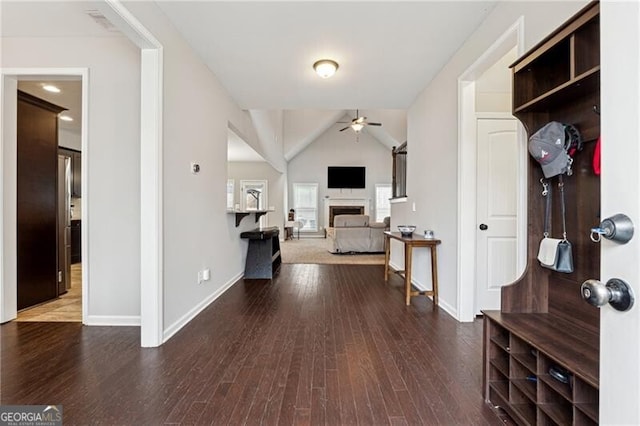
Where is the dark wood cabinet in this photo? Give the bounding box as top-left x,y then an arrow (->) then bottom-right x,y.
72,151 -> 81,197
483,3 -> 601,424
58,147 -> 81,197
71,220 -> 82,264
17,91 -> 66,310
240,227 -> 281,279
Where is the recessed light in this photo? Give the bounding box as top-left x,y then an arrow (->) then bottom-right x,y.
59,115 -> 73,122
42,84 -> 61,93
313,59 -> 339,79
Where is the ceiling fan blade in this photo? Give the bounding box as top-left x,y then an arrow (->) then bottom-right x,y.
339,126 -> 351,132
336,121 -> 351,124
367,122 -> 382,126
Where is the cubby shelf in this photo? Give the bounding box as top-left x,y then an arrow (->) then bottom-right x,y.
483,311 -> 599,426
513,66 -> 599,114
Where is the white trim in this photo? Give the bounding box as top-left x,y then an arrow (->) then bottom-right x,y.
85,315 -> 141,326
79,70 -> 90,325
389,197 -> 408,204
0,75 -> 17,323
456,17 -> 525,322
475,112 -> 514,120
163,272 -> 242,342
0,68 -> 89,324
139,48 -> 164,347
102,0 -> 162,49
102,1 -> 164,348
388,260 -> 457,319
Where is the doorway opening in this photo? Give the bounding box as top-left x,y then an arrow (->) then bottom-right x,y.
1,72 -> 88,324
16,79 -> 83,322
457,18 -> 526,321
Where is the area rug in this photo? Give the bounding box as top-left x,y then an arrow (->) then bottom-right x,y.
280,237 -> 385,265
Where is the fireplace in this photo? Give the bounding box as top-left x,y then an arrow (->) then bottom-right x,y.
329,205 -> 364,227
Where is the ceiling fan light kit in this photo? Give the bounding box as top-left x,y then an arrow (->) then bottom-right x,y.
338,109 -> 383,134
313,59 -> 339,79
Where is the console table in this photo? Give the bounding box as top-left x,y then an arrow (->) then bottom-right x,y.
384,231 -> 441,306
240,227 -> 281,279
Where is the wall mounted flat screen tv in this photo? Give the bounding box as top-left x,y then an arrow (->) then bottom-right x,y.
327,166 -> 366,188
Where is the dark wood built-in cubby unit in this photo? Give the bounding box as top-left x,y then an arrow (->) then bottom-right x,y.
483,2 -> 601,424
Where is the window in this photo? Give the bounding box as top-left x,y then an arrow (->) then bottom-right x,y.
293,183 -> 318,232
375,184 -> 392,222
226,179 -> 234,210
240,180 -> 267,211
392,142 -> 407,198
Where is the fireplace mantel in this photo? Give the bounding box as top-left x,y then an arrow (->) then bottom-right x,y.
323,198 -> 371,229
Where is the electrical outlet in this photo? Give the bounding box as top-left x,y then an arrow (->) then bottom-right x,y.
202,268 -> 210,281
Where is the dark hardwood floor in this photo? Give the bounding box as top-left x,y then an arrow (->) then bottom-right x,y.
1,264 -> 502,425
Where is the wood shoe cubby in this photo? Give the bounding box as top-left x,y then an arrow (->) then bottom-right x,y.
485,312 -> 599,426
483,2 -> 601,424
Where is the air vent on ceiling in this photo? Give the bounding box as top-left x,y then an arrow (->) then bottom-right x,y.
84,9 -> 120,33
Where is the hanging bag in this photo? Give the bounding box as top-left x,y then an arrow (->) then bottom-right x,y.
537,176 -> 574,273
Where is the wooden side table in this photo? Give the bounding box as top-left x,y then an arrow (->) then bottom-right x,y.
284,221 -> 301,240
384,231 -> 441,306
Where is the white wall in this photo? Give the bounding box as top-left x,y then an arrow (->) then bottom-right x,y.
475,46 -> 516,113
399,1 -> 589,318
288,118 -> 391,233
120,1 -> 278,338
1,36 -> 141,322
228,161 -> 285,234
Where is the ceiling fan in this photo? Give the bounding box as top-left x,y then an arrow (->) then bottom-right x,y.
338,110 -> 382,133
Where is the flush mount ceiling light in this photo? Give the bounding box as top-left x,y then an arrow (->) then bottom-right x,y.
313,59 -> 339,79
42,84 -> 61,93
59,115 -> 73,122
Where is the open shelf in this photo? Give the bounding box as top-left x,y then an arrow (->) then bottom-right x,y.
513,66 -> 599,114
229,208 -> 275,227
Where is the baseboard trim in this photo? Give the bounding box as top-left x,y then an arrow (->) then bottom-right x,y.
388,260 -> 458,320
85,315 -> 141,326
162,272 -> 242,343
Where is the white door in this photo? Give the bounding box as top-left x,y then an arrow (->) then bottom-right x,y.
475,118 -> 519,312
600,2 -> 640,423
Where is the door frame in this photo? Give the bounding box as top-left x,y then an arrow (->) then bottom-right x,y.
1,68 -> 89,324
456,17 -> 525,322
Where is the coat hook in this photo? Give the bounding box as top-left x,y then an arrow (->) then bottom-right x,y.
593,105 -> 600,115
